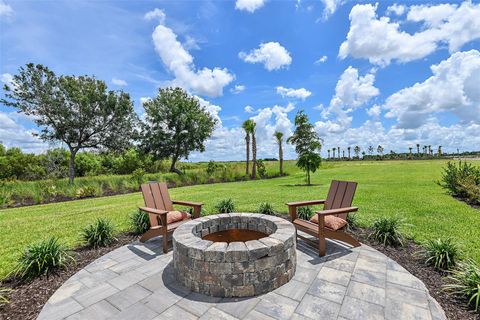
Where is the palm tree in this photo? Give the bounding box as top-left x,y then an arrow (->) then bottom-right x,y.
428,145 -> 432,156
347,146 -> 351,159
342,150 -> 345,159
327,149 -> 330,159
377,145 -> 384,156
274,131 -> 284,175
354,145 -> 360,158
251,121 -> 257,179
337,146 -> 341,159
332,147 -> 336,159
416,143 -> 420,155
438,146 -> 442,156
409,147 -> 413,156
242,120 -> 254,175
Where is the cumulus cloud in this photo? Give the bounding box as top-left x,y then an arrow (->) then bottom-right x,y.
320,0 -> 345,20
339,2 -> 480,66
144,8 -> 166,23
244,105 -> 254,113
384,50 -> 480,129
111,78 -> 127,86
367,105 -> 381,118
0,0 -> 13,17
315,55 -> 328,64
239,42 -> 292,71
1,73 -> 14,87
386,4 -> 406,16
235,0 -> 266,13
231,85 -> 246,94
276,86 -> 312,100
0,111 -> 47,153
315,66 -> 379,134
149,11 -> 234,97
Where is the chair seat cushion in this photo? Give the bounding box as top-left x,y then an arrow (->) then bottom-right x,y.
310,214 -> 347,231
165,211 -> 191,225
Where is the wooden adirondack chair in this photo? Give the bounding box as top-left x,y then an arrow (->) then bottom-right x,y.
139,182 -> 203,253
287,180 -> 360,256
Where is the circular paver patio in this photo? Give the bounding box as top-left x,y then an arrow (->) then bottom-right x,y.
37,234 -> 447,320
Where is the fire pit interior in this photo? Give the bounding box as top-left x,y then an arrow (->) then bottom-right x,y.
173,213 -> 296,297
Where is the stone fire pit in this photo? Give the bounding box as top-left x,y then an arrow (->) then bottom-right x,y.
172,213 -> 296,297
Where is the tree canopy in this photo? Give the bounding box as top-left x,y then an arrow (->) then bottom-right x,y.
140,87 -> 217,174
1,64 -> 138,183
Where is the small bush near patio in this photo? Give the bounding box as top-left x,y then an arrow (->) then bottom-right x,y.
130,210 -> 150,235
81,218 -> 116,248
346,213 -> 359,231
215,198 -> 235,213
439,161 -> 480,204
297,206 -> 314,220
419,238 -> 459,271
14,237 -> 73,279
76,185 -> 97,198
0,287 -> 11,306
369,217 -> 404,247
445,259 -> 480,312
258,202 -> 275,215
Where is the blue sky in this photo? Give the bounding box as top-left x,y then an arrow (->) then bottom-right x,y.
1,0 -> 479,161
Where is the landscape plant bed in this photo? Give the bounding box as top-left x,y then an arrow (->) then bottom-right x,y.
352,228 -> 479,320
0,233 -> 138,320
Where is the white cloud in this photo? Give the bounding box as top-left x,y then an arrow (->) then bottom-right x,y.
383,50 -> 480,129
0,111 -> 47,153
244,105 -> 254,113
239,42 -> 292,71
139,97 -> 151,105
150,13 -> 234,97
386,4 -> 406,16
235,0 -> 267,13
111,78 -> 127,86
315,66 -> 379,134
1,73 -> 14,87
144,8 -> 166,24
339,2 -> 480,66
315,55 -> 328,64
276,86 -> 312,100
231,85 -> 246,94
320,0 -> 345,20
0,0 -> 13,17
367,104 -> 381,118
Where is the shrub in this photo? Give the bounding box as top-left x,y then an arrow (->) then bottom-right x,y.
131,168 -> 146,187
206,160 -> 218,176
419,238 -> 459,271
458,175 -> 480,205
14,237 -> 73,279
439,161 -> 480,200
297,206 -> 314,220
346,213 -> 359,231
215,198 -> 235,213
369,217 -> 404,247
0,287 -> 11,306
81,218 -> 116,248
256,159 -> 267,178
130,210 -> 150,235
445,259 -> 480,312
258,202 -> 275,215
76,185 -> 97,198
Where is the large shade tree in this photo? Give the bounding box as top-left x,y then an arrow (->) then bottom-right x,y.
140,87 -> 216,174
287,110 -> 322,185
1,64 -> 137,184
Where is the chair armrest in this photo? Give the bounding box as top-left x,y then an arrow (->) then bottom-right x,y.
316,207 -> 358,216
286,200 -> 326,207
139,207 -> 168,216
172,200 -> 203,207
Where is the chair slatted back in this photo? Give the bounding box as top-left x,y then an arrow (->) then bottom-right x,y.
324,180 -> 358,220
141,182 -> 174,227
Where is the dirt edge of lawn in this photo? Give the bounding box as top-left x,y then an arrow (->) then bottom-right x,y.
1,229 -> 479,320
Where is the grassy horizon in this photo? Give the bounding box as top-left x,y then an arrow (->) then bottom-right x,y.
0,159 -> 479,279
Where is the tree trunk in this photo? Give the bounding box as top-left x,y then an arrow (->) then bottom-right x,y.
245,134 -> 250,175
279,142 -> 283,176
306,169 -> 311,185
170,155 -> 183,175
251,132 -> 257,179
68,148 -> 77,185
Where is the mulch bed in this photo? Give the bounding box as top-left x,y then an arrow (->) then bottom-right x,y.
0,233 -> 138,320
352,228 -> 479,320
1,228 -> 478,320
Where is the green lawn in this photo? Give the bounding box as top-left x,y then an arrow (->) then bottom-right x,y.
1,160 -> 479,279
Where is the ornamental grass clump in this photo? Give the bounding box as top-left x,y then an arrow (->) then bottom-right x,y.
445,259 -> 480,312
369,217 -> 404,247
258,202 -> 275,215
0,287 -> 11,306
130,210 -> 150,235
297,206 -> 314,220
215,198 -> 235,213
14,237 -> 73,279
346,213 -> 359,231
81,218 -> 116,248
419,238 -> 459,271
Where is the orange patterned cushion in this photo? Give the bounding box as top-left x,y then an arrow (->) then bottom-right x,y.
310,214 -> 347,231
165,211 -> 191,225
